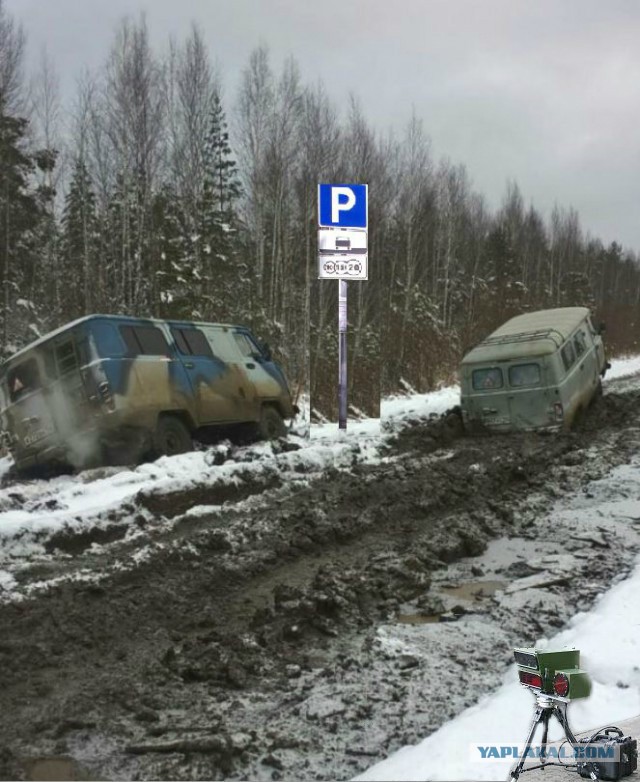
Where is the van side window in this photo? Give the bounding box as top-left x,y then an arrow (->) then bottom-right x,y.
7,359 -> 40,402
561,341 -> 575,371
472,367 -> 503,390
574,331 -> 586,357
509,363 -> 541,388
171,328 -> 214,357
56,340 -> 79,375
234,333 -> 261,358
120,325 -> 170,357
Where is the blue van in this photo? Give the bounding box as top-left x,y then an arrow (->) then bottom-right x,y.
0,315 -> 297,473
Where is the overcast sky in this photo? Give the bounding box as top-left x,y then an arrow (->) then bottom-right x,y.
7,0 -> 640,251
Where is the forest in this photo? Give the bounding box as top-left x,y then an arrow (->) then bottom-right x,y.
1,2 -> 639,418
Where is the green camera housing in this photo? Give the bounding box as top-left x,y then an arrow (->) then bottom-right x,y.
514,647 -> 591,700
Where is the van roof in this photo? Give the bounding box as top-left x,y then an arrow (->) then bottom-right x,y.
462,307 -> 591,364
0,314 -> 245,367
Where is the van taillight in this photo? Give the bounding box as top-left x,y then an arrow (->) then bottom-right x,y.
553,402 -> 563,422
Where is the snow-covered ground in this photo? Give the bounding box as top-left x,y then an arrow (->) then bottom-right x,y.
602,353 -> 640,381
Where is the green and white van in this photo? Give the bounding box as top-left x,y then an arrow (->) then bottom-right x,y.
460,307 -> 609,432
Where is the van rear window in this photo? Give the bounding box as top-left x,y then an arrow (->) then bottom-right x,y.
509,363 -> 541,387
472,367 -> 503,390
7,359 -> 40,402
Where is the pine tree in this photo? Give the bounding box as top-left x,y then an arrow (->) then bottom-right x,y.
60,157 -> 98,319
0,111 -> 46,353
199,92 -> 242,320
152,182 -> 198,320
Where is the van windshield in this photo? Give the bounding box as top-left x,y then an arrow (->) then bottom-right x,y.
472,367 -> 503,390
509,363 -> 541,388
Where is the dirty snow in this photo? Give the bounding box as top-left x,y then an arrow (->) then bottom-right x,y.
0,434 -> 382,577
2,357 -> 640,780
0,355 -> 637,603
0,380 -> 462,575
603,354 -> 640,381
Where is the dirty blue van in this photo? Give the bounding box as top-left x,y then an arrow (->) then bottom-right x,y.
0,315 -> 297,473
460,307 -> 608,432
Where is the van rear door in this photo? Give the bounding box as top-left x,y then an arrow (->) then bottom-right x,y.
2,356 -> 58,457
505,362 -> 550,429
465,366 -> 511,428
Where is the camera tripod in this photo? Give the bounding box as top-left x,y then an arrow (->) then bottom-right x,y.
509,692 -> 600,781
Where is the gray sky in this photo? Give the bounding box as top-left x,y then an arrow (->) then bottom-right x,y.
8,0 -> 640,251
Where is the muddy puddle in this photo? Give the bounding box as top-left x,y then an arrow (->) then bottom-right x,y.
439,579 -> 506,601
23,756 -> 93,781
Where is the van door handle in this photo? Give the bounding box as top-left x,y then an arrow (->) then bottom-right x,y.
246,362 -> 256,369
183,361 -> 194,369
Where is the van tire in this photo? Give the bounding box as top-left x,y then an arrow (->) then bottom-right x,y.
258,406 -> 286,440
571,406 -> 585,430
592,379 -> 603,404
153,415 -> 193,457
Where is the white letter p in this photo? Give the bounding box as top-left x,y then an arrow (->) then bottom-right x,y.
331,187 -> 356,223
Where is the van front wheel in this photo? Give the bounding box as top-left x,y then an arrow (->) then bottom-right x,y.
153,415 -> 193,458
258,406 -> 286,440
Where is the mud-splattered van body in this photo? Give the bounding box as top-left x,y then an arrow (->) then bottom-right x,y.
460,307 -> 608,432
0,315 -> 296,472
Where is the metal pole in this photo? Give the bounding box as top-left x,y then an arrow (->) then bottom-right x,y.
338,279 -> 347,429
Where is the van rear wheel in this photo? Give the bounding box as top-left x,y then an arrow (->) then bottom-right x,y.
258,406 -> 286,440
592,379 -> 603,404
571,406 -> 585,430
153,415 -> 193,458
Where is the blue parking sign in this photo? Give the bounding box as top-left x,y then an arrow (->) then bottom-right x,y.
318,184 -> 368,228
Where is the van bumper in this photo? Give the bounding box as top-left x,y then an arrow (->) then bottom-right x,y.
12,442 -> 69,472
463,414 -> 561,434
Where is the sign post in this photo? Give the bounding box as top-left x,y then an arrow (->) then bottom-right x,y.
317,184 -> 368,431
338,279 -> 348,428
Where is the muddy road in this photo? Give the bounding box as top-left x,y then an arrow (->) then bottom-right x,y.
2,381 -> 640,781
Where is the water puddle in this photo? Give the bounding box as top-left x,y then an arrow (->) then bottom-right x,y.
439,579 -> 506,601
23,756 -> 92,781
